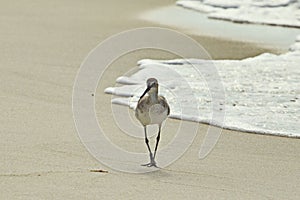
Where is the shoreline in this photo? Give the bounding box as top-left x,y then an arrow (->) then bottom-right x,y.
176,1 -> 300,29
1,0 -> 299,199
170,117 -> 300,139
140,5 -> 300,52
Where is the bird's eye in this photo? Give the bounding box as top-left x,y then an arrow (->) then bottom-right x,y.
151,82 -> 156,87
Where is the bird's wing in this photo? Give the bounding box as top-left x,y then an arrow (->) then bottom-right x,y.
136,96 -> 148,111
159,96 -> 170,116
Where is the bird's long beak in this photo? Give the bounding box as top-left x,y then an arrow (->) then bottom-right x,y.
139,86 -> 151,99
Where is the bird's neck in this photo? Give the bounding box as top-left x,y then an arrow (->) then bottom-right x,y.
148,89 -> 158,102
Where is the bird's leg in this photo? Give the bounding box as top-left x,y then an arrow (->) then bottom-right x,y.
153,124 -> 161,162
144,126 -> 153,159
141,126 -> 157,167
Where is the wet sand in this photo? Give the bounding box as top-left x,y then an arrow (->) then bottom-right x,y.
0,0 -> 299,199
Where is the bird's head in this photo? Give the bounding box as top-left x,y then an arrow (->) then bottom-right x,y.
140,78 -> 158,99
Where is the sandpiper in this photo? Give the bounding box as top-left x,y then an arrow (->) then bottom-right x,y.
135,78 -> 170,167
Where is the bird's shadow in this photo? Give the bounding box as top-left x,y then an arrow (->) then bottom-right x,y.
140,167 -> 173,178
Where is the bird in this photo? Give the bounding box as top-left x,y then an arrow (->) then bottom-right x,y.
135,78 -> 170,167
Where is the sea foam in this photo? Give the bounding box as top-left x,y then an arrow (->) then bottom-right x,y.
177,0 -> 300,28
105,36 -> 300,138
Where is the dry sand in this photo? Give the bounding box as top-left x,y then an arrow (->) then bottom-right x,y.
0,0 -> 299,199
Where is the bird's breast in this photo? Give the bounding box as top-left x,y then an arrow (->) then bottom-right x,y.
147,104 -> 168,124
135,97 -> 169,126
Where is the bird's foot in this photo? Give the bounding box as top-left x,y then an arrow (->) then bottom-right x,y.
141,160 -> 157,168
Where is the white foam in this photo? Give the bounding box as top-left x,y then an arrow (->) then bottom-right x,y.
105,36 -> 300,138
177,0 -> 300,28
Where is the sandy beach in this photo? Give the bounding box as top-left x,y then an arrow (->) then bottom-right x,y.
1,0 -> 299,199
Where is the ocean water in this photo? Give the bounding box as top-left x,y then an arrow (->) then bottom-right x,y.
141,5 -> 300,50
105,1 -> 300,137
105,38 -> 300,138
177,0 -> 300,28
